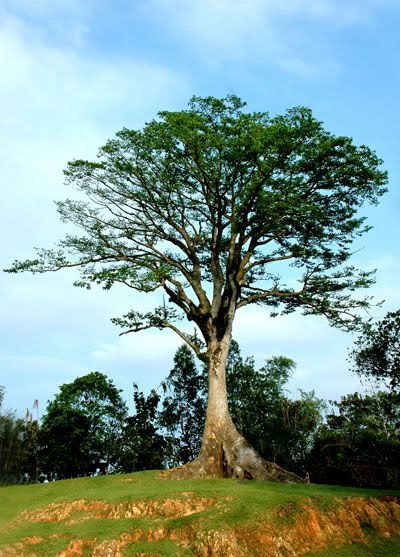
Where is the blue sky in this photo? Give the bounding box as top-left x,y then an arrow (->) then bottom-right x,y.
1,0 -> 399,416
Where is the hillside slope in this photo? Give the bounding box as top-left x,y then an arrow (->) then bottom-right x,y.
0,471 -> 399,556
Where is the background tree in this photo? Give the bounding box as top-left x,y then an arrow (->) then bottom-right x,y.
22,416 -> 40,482
350,310 -> 400,391
0,388 -> 39,484
7,95 -> 387,480
226,342 -> 323,475
0,399 -> 25,484
40,372 -> 127,477
40,406 -> 92,478
159,345 -> 206,466
226,342 -> 293,459
278,391 -> 325,476
310,391 -> 400,488
118,384 -> 166,472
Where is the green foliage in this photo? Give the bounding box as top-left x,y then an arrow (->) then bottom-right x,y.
159,345 -> 206,465
0,388 -> 39,485
40,372 -> 127,477
6,96 -> 388,356
21,420 -> 40,482
0,411 -> 26,484
40,406 -> 93,478
226,341 -> 324,474
117,384 -> 166,472
226,342 -> 294,458
310,391 -> 400,488
351,310 -> 400,391
277,390 -> 325,474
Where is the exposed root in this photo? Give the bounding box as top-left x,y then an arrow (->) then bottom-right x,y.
222,436 -> 304,482
160,434 -> 304,483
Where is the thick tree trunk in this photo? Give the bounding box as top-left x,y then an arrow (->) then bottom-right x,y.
161,332 -> 304,483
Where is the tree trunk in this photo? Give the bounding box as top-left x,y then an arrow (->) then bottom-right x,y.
161,333 -> 304,483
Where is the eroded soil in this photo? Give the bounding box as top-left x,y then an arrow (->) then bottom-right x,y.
20,496 -> 217,523
1,494 -> 400,556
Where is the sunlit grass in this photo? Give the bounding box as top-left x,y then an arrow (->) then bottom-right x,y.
1,471 -> 399,556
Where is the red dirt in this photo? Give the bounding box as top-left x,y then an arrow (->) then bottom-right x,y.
2,495 -> 400,556
20,496 -> 218,524
237,496 -> 400,556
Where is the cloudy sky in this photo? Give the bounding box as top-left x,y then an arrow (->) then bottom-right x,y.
1,0 -> 399,416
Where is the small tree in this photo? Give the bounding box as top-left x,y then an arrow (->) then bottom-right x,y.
6,96 -> 387,480
278,391 -> 325,475
226,342 -> 293,458
160,345 -> 206,466
0,411 -> 25,484
40,406 -> 92,478
118,384 -> 166,472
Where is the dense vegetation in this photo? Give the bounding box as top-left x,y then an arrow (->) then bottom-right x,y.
1,319 -> 399,488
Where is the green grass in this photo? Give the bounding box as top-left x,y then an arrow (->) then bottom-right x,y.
304,533 -> 400,556
0,471 -> 399,556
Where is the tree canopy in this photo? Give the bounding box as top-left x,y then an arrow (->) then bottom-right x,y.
40,372 -> 127,477
7,96 -> 387,349
350,310 -> 400,391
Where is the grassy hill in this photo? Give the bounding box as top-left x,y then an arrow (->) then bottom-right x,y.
0,471 -> 399,556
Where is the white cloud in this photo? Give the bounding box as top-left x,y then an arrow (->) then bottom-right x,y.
0,0 -> 90,48
90,330 -> 182,390
279,56 -> 339,80
0,352 -> 87,412
146,0 -> 399,79
364,255 -> 400,316
230,249 -> 400,400
233,301 -> 370,400
0,13 -> 185,131
271,0 -> 399,23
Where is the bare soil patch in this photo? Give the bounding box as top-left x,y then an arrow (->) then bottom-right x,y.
20,496 -> 217,524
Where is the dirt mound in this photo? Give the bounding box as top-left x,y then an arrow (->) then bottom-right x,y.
2,495 -> 400,556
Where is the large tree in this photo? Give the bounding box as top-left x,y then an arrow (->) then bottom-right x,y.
6,96 -> 387,480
